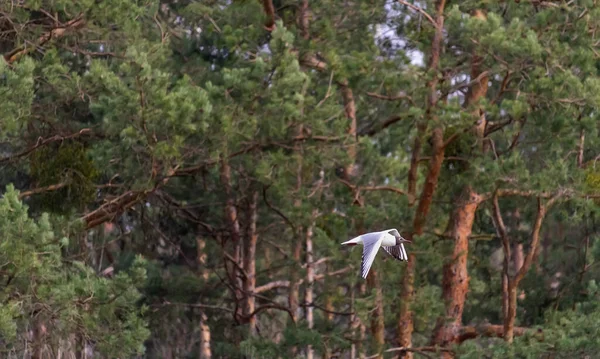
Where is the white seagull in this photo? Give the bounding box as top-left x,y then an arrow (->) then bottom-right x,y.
341,229 -> 411,279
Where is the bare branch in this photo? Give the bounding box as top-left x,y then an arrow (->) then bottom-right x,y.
254,266 -> 352,294
366,91 -> 415,105
18,182 -> 68,199
262,185 -> 296,232
396,0 -> 438,30
0,129 -> 92,164
83,190 -> 148,229
360,116 -> 404,136
338,178 -> 410,199
255,280 -> 290,294
156,300 -> 234,313
367,346 -> 454,359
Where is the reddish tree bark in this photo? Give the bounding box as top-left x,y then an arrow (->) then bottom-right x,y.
411,0 -> 448,234
262,0 -> 276,31
430,10 -> 490,355
396,252 -> 416,359
398,0 -> 448,352
431,189 -> 483,356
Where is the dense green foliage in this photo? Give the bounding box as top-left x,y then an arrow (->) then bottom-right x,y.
0,186 -> 148,357
0,0 -> 600,358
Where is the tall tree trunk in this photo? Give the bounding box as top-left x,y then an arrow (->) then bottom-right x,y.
367,267 -> 385,359
219,157 -> 243,322
464,10 -> 489,152
577,129 -> 585,168
502,195 -> 559,342
198,312 -> 212,359
196,237 -> 209,280
339,70 -> 371,359
398,0 -> 448,351
340,84 -> 359,180
323,271 -> 334,359
430,10 -> 489,356
305,211 -> 317,359
350,281 -> 367,359
32,321 -> 47,359
432,189 -> 482,357
396,252 -> 416,359
244,191 -> 259,335
290,80 -> 310,355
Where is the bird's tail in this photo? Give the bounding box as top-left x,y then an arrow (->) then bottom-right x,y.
341,237 -> 361,246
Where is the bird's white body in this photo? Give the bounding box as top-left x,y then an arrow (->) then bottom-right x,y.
341,229 -> 410,279
341,230 -> 397,247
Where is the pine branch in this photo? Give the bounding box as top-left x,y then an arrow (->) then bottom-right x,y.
4,15 -> 86,64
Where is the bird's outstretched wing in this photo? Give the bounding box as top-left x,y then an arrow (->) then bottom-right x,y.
400,243 -> 408,260
361,232 -> 385,279
382,243 -> 409,261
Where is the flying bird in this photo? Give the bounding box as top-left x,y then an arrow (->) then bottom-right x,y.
341,229 -> 411,279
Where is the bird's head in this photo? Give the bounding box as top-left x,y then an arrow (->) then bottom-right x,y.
395,235 -> 412,245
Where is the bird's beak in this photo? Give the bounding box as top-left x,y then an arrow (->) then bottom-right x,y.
404,239 -> 412,244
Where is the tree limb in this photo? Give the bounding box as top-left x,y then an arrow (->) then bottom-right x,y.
254,267 -> 352,294
360,116 -> 404,136
261,0 -> 276,31
513,193 -> 561,285
338,178 -> 409,198
4,15 -> 86,63
0,129 -> 92,164
366,91 -> 415,105
457,324 -> 533,343
395,0 -> 439,30
18,182 -> 69,199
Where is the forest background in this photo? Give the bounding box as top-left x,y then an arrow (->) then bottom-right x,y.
1,0 -> 600,358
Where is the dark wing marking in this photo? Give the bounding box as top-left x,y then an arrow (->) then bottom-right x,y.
387,229 -> 400,238
382,245 -> 408,261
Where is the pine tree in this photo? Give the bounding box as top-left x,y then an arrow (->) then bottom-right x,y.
2,0 -> 600,358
